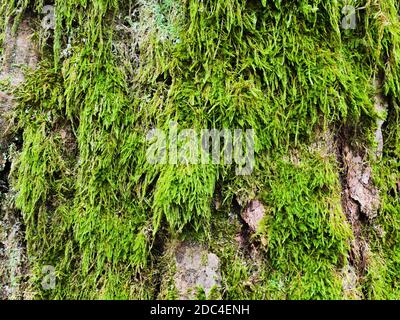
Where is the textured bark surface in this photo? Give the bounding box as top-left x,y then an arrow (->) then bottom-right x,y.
0,19 -> 37,300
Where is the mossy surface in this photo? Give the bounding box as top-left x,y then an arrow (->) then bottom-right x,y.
0,0 -> 399,299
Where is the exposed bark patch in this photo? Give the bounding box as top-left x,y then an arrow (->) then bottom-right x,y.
230,198 -> 263,261
344,147 -> 380,221
0,19 -> 38,86
335,75 -> 388,297
240,200 -> 265,233
336,133 -> 380,299
337,138 -> 371,278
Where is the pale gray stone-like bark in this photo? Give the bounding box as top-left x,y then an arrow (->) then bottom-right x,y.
0,19 -> 37,300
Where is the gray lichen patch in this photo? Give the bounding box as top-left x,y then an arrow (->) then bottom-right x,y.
373,76 -> 389,158
174,242 -> 221,299
341,264 -> 362,300
0,199 -> 30,300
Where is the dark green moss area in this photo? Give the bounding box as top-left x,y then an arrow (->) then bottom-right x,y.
1,0 -> 399,299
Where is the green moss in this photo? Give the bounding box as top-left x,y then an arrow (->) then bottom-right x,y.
1,0 -> 399,299
367,103 -> 400,299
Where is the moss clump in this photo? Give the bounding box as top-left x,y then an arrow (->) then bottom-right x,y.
0,0 -> 399,299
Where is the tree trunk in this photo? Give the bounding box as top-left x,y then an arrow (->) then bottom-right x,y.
1,0 -> 399,300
